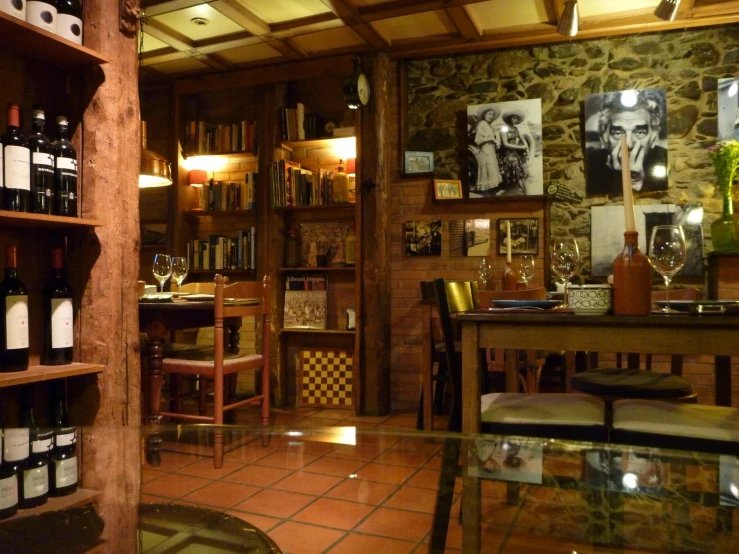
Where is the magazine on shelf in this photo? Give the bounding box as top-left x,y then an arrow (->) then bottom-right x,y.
283,290 -> 327,329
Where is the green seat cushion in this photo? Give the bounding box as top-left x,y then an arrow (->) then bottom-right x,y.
570,368 -> 693,399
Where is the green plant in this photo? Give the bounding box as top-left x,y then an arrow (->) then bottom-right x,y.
708,140 -> 739,195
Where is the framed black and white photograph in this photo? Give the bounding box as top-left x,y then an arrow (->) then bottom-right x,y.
496,218 -> 539,256
434,179 -> 463,200
591,204 -> 704,277
467,99 -> 543,197
719,455 -> 739,507
450,219 -> 491,257
404,151 -> 434,175
405,220 -> 442,256
718,78 -> 739,141
584,88 -> 669,197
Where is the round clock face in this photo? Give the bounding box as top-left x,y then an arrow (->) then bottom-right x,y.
357,73 -> 370,106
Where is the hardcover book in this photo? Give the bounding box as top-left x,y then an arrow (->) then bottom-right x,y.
283,291 -> 327,329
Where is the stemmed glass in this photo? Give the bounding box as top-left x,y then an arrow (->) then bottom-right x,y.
515,255 -> 535,289
152,253 -> 172,294
171,257 -> 189,290
551,238 -> 580,307
648,225 -> 687,313
478,257 -> 494,290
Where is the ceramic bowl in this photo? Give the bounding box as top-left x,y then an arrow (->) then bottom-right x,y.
567,285 -> 612,315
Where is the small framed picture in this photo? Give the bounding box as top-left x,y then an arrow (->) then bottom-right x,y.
497,218 -> 539,256
434,179 -> 463,200
404,151 -> 434,175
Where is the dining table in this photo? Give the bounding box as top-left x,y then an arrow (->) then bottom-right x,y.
456,310 -> 739,554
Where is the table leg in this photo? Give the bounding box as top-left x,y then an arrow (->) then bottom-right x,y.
146,336 -> 164,467
461,322 -> 481,554
715,356 -> 732,407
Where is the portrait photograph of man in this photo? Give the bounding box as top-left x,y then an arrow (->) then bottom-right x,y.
584,88 -> 669,196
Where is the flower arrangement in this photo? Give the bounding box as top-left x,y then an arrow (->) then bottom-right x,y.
708,140 -> 739,195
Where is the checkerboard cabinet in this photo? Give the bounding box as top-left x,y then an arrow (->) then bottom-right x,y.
0,2 -> 141,549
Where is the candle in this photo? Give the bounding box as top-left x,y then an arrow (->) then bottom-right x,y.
506,220 -> 512,263
620,135 -> 636,232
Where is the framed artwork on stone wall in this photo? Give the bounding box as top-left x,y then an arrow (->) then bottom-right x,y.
718,78 -> 739,141
466,98 -> 543,198
584,88 -> 669,197
496,218 -> 539,256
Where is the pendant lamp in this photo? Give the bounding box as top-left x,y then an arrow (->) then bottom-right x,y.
654,0 -> 681,22
556,0 -> 579,37
139,120 -> 172,188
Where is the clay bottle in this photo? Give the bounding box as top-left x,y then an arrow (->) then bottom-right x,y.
612,231 -> 652,316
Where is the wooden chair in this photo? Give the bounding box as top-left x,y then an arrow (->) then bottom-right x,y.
160,274 -> 271,468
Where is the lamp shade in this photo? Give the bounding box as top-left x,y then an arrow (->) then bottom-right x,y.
345,158 -> 356,176
189,169 -> 208,187
139,121 -> 172,188
556,0 -> 579,37
654,0 -> 680,22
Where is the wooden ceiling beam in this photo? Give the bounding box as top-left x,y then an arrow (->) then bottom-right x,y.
357,0 -> 490,23
351,22 -> 390,50
270,12 -> 340,33
266,37 -> 309,60
319,0 -> 360,24
143,19 -> 233,71
209,0 -> 271,36
445,6 -> 481,40
319,0 -> 388,50
141,0 -> 203,17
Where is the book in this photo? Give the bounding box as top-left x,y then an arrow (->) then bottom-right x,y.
283,291 -> 327,329
286,274 -> 326,291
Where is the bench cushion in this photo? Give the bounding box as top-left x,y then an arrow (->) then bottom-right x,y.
571,368 -> 693,399
481,393 -> 605,426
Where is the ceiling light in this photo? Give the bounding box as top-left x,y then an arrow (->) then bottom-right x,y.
191,17 -> 209,26
557,1 -> 579,37
139,121 -> 172,188
654,0 -> 681,22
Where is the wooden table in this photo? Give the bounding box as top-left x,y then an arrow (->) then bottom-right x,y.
457,311 -> 739,554
139,299 -> 251,466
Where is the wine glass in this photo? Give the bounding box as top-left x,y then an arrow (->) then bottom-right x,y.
171,257 -> 188,289
551,237 -> 580,307
478,258 -> 494,290
648,225 -> 687,313
515,255 -> 535,288
152,253 -> 172,294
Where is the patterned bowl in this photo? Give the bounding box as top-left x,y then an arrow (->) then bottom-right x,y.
567,285 -> 612,315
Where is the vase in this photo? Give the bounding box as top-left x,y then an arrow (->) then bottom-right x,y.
711,192 -> 739,252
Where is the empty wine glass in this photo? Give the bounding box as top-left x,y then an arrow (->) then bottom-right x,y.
551,237 -> 580,307
152,253 -> 172,294
515,255 -> 535,289
171,257 -> 188,289
648,225 -> 687,313
478,257 -> 494,289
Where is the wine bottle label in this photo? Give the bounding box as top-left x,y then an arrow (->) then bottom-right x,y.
33,151 -> 54,168
0,475 -> 18,510
0,147 -> 3,188
23,466 -> 49,499
0,0 -> 26,20
3,428 -> 29,462
55,428 -> 77,447
4,145 -> 31,191
51,298 -> 74,349
54,456 -> 77,488
32,436 -> 53,454
5,295 -> 29,350
26,1 -> 57,33
56,13 -> 83,45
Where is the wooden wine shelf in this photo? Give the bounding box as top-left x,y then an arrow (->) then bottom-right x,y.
280,137 -> 355,151
279,266 -> 355,273
279,329 -> 355,336
0,210 -> 103,229
274,205 -> 355,218
0,363 -> 104,388
183,150 -> 256,159
186,210 -> 256,217
0,12 -> 109,68
4,488 -> 101,522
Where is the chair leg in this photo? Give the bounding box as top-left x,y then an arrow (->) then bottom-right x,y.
430,437 -> 461,554
433,359 -> 448,415
416,387 -> 425,431
170,374 -> 182,414
198,376 -> 208,415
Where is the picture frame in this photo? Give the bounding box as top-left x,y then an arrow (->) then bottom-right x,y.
405,220 -> 442,257
404,151 -> 434,175
434,179 -> 463,200
496,218 -> 539,256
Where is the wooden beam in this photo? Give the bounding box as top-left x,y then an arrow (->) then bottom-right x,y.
209,0 -> 271,36
142,0 -> 203,17
143,19 -> 233,71
266,37 -> 308,60
352,22 -> 389,50
445,6 -> 481,40
358,0 -> 490,23
319,0 -> 360,24
270,12 -> 340,33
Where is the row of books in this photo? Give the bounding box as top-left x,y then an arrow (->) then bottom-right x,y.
185,118 -> 257,154
283,275 -> 327,329
187,229 -> 257,271
199,174 -> 257,211
270,160 -> 335,208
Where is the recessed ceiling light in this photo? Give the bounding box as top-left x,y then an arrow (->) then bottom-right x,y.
191,17 -> 209,26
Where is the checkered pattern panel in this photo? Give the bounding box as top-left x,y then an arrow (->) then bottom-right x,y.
298,349 -> 354,408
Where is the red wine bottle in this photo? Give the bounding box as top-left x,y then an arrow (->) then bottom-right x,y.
44,247 -> 74,365
0,397 -> 20,520
26,0 -> 58,33
52,117 -> 77,217
2,427 -> 28,516
20,386 -> 50,508
1,246 -> 29,373
27,108 -> 55,215
55,0 -> 83,45
1,104 -> 31,213
50,380 -> 78,497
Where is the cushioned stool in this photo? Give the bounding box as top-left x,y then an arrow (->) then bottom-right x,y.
571,367 -> 695,401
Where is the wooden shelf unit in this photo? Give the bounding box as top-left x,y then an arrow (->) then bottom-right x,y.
0,363 -> 104,388
3,488 -> 101,522
185,209 -> 256,218
279,266 -> 354,273
183,150 -> 256,159
280,329 -> 355,336
275,204 -> 355,218
0,210 -> 103,229
281,136 -> 355,152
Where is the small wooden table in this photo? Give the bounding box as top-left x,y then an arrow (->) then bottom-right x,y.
456,311 -> 739,554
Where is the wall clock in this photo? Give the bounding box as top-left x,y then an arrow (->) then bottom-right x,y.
343,71 -> 370,109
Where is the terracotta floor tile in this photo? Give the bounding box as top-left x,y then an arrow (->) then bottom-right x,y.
325,478 -> 398,505
223,464 -> 292,487
141,493 -> 167,503
142,473 -> 211,498
181,481 -> 261,508
293,497 -> 375,530
310,409 -> 355,421
355,462 -> 415,485
354,433 -> 400,450
143,451 -> 205,472
142,468 -> 166,484
374,449 -> 435,468
346,414 -> 391,424
293,417 -> 346,428
176,459 -> 243,480
223,443 -> 280,464
268,521 -> 346,554
284,440 -> 336,457
406,469 -> 440,490
424,456 -> 443,470
226,510 -> 283,533
379,415 -> 418,428
302,456 -> 366,477
391,437 -> 444,455
272,470 -> 343,496
270,412 -> 308,425
355,506 -> 433,542
254,450 -> 319,471
384,485 -> 438,513
327,444 -> 384,461
326,532 -> 416,554
234,488 -> 316,518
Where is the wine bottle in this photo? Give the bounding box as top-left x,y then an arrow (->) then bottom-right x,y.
1,246 -> 30,373
20,386 -> 50,508
0,0 -> 26,21
1,104 -> 31,213
50,380 -> 78,497
2,427 -> 28,516
0,398 -> 20,520
27,108 -> 55,215
26,0 -> 57,33
44,247 -> 74,365
52,116 -> 77,217
55,0 -> 82,45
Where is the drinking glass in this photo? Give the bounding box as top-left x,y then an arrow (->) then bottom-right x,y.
171,257 -> 189,289
551,237 -> 580,307
152,253 -> 172,294
478,257 -> 494,289
648,225 -> 687,313
515,255 -> 535,288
